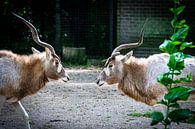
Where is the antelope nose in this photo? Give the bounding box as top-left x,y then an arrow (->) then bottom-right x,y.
66,75 -> 70,81
61,73 -> 70,82
65,73 -> 70,80
96,79 -> 104,86
96,80 -> 100,85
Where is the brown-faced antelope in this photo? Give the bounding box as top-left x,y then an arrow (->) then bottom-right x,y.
0,13 -> 69,129
96,22 -> 195,106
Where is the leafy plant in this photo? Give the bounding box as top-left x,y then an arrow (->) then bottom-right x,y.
151,0 -> 195,128
127,112 -> 152,118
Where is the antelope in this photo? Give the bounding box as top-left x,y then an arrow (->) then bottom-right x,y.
0,13 -> 69,129
96,23 -> 195,106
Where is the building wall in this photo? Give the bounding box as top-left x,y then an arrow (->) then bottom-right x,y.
117,0 -> 195,57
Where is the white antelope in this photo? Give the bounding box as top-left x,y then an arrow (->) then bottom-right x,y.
96,25 -> 195,106
0,13 -> 69,129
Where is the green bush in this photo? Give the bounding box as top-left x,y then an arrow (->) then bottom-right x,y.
151,0 -> 195,128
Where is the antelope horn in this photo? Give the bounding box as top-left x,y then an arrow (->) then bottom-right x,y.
104,52 -> 120,67
111,18 -> 148,56
12,13 -> 57,56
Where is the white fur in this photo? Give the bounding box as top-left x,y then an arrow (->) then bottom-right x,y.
104,67 -> 110,76
57,64 -> 62,73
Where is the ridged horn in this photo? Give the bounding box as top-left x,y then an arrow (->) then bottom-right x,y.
111,18 -> 148,56
12,13 -> 57,56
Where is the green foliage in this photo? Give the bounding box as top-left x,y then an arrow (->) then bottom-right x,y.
169,109 -> 192,124
164,86 -> 195,103
168,52 -> 185,71
172,0 -> 180,4
159,40 -> 178,54
127,112 -> 152,118
151,0 -> 195,128
171,25 -> 189,41
170,6 -> 185,16
151,112 -> 164,126
157,73 -> 173,87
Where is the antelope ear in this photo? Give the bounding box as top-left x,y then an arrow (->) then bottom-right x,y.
31,47 -> 41,54
45,48 -> 52,59
121,51 -> 133,63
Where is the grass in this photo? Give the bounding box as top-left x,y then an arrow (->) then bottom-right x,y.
127,112 -> 152,118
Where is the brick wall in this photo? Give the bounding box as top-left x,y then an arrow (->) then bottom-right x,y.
117,0 -> 195,57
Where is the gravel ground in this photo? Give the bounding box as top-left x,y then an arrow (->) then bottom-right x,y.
0,69 -> 195,129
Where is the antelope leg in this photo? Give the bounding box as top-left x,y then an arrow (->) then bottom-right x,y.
13,101 -> 31,129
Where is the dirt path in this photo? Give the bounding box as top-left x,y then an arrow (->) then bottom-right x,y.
0,69 -> 195,129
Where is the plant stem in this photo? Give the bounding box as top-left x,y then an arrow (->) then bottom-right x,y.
164,103 -> 171,129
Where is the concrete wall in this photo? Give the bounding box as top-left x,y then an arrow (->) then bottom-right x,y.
118,1 -> 172,38
116,0 -> 195,57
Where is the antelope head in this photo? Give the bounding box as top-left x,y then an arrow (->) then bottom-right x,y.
96,20 -> 147,86
13,13 -> 70,82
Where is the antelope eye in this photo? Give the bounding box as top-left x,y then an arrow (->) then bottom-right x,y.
108,64 -> 113,68
55,61 -> 59,66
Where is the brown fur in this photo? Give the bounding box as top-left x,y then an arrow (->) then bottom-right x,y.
97,53 -> 195,106
0,50 -> 49,101
0,50 -> 18,58
0,14 -> 69,129
118,57 -> 166,105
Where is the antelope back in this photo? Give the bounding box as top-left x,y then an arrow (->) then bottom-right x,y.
0,57 -> 20,90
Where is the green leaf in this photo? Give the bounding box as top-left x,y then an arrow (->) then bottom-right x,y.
167,52 -> 185,71
127,112 -> 152,118
164,86 -> 195,103
171,18 -> 177,28
171,40 -> 182,45
169,109 -> 192,124
179,19 -> 186,25
169,102 -> 180,108
159,40 -> 178,54
175,6 -> 185,15
189,45 -> 195,48
180,42 -> 193,51
171,0 -> 180,4
171,26 -> 189,41
151,112 -> 164,126
176,19 -> 186,28
158,98 -> 169,106
170,6 -> 185,16
157,73 -> 173,86
159,40 -> 170,52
